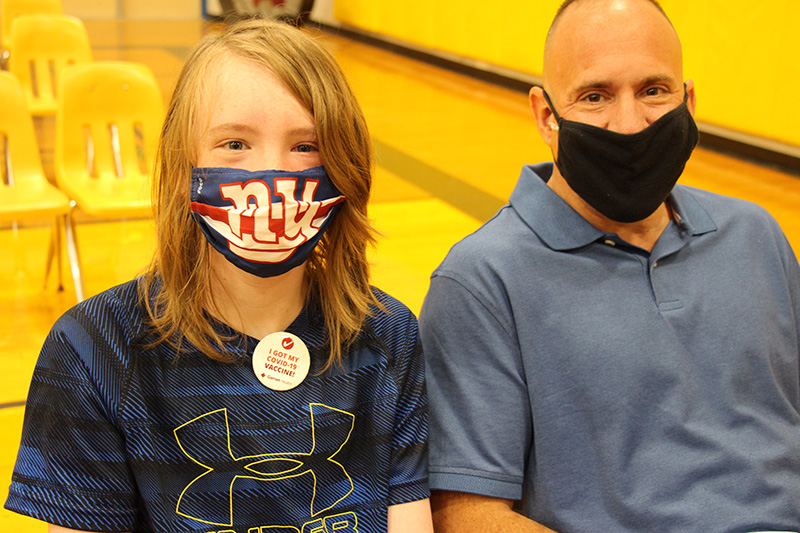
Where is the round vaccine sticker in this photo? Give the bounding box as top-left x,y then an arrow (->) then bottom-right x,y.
252,332 -> 310,391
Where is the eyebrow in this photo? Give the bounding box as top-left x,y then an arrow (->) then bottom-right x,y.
289,126 -> 318,138
207,123 -> 259,135
206,123 -> 317,137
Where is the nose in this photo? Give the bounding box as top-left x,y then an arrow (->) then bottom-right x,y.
607,95 -> 649,134
260,149 -> 291,172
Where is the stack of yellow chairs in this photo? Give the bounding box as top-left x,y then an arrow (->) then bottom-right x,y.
0,71 -> 72,293
1,2 -> 164,302
7,14 -> 93,116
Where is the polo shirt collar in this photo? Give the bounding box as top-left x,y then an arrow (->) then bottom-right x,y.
668,185 -> 717,237
509,163 -> 718,251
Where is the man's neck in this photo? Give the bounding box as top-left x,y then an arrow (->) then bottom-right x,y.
547,169 -> 672,252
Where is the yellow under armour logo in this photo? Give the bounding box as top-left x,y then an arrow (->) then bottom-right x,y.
174,403 -> 355,527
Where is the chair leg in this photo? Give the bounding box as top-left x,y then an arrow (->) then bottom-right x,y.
44,216 -> 65,291
44,222 -> 55,289
56,215 -> 64,291
64,204 -> 85,302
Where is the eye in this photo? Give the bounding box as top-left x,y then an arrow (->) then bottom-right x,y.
585,93 -> 603,103
225,140 -> 246,151
293,143 -> 319,153
642,86 -> 673,99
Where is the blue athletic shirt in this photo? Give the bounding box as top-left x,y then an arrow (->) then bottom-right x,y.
6,280 -> 429,533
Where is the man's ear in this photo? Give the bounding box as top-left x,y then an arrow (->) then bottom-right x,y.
529,86 -> 558,148
684,79 -> 697,116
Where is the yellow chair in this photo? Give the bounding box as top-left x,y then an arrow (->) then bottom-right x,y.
8,14 -> 93,116
0,0 -> 64,66
55,61 -> 163,301
0,71 -> 72,294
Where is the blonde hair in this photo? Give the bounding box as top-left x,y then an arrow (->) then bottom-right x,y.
139,18 -> 378,369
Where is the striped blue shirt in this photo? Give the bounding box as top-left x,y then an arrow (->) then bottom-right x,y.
6,280 -> 429,532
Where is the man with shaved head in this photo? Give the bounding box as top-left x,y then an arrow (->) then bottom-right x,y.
420,0 -> 800,531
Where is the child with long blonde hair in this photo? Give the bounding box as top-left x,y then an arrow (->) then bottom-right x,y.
6,19 -> 432,533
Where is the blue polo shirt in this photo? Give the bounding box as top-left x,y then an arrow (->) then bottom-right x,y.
421,163 -> 800,532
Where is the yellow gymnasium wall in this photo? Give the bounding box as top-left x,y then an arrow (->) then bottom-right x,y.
333,0 -> 800,151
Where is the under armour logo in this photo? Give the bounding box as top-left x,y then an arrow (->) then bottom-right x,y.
173,403 -> 355,527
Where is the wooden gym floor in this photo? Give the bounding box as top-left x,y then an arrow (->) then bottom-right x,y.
1,18 -> 799,531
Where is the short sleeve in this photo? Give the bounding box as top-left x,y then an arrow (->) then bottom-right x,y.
4,309 -> 138,532
420,272 -> 531,501
780,231 -> 800,387
383,299 -> 430,506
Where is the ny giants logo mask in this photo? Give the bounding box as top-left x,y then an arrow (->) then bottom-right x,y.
190,166 -> 345,278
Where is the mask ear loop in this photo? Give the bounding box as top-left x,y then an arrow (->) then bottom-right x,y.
541,89 -> 562,131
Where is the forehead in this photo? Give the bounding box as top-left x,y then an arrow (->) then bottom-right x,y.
198,54 -> 277,114
544,0 -> 682,93
193,53 -> 312,132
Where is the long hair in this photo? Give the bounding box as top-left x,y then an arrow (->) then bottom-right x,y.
139,18 -> 378,369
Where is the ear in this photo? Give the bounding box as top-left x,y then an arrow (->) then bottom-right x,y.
685,79 -> 697,116
529,86 -> 558,148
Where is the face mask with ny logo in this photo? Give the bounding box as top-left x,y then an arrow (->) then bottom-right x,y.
190,166 -> 345,278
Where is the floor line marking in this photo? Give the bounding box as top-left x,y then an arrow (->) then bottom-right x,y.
374,139 -> 506,222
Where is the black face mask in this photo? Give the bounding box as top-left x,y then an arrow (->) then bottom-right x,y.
543,89 -> 699,223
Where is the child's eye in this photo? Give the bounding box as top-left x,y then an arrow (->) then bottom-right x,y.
294,143 -> 319,153
226,140 -> 246,151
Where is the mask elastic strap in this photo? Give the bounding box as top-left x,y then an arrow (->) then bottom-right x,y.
541,89 -> 563,130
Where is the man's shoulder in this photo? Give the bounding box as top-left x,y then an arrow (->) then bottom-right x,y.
673,185 -> 799,268
438,205 -> 538,270
677,184 -> 771,216
675,184 -> 781,232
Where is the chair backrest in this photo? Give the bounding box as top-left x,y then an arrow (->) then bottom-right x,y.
0,0 -> 64,51
0,71 -> 47,187
8,14 -> 93,116
55,61 -> 164,187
